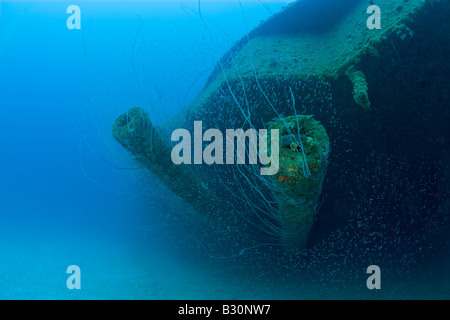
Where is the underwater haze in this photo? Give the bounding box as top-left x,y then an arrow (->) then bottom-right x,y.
0,0 -> 295,300
1,0 -> 450,300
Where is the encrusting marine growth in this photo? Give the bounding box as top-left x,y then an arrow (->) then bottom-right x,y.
346,68 -> 371,110
111,107 -> 240,235
267,116 -> 330,250
112,108 -> 330,251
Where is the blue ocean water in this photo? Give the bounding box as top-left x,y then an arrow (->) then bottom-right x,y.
0,0 -> 295,299
1,0 -> 450,300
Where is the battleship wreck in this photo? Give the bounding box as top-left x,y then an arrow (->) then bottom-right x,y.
112,0 -> 450,270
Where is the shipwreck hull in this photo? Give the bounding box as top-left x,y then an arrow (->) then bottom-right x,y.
114,0 -> 450,270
